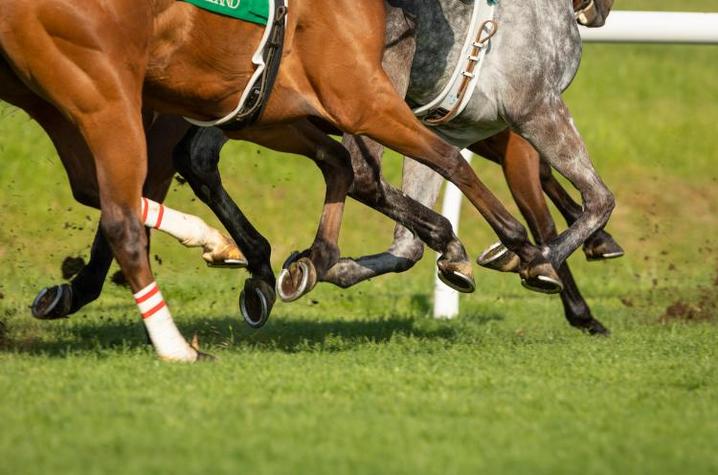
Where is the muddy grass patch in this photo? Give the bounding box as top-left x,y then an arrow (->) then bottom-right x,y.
659,266 -> 718,324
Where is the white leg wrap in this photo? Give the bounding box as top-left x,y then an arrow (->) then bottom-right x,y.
141,197 -> 225,250
134,282 -> 196,362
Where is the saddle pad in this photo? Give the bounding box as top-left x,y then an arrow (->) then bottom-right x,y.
178,0 -> 269,25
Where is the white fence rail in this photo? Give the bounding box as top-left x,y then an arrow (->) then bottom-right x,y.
579,11 -> 718,44
433,11 -> 718,319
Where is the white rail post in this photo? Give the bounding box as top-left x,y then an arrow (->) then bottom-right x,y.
433,149 -> 473,319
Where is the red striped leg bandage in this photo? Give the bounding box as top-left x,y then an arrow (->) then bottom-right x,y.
140,198 -> 222,249
134,282 -> 195,362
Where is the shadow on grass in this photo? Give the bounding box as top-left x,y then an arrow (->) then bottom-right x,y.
0,311 -> 505,358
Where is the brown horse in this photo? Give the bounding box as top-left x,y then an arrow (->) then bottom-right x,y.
1,0 -> 568,360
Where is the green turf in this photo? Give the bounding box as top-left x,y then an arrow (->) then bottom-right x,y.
1,2 -> 717,473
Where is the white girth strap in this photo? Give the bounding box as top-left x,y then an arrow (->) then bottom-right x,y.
413,0 -> 497,125
184,0 -> 285,127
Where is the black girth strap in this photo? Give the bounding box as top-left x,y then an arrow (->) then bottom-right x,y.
220,0 -> 287,132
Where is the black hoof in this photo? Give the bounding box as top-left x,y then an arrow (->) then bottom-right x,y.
571,317 -> 610,336
31,284 -> 73,319
195,350 -> 217,361
584,232 -> 625,261
277,252 -> 317,302
477,242 -> 521,273
239,278 -> 276,329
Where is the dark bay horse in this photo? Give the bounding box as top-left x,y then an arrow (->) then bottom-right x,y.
1,0 -> 572,360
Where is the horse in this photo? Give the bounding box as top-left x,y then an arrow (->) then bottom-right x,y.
151,0 -> 620,334
1,0 -> 581,361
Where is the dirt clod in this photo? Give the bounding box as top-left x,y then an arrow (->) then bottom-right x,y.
61,256 -> 86,280
111,270 -> 129,287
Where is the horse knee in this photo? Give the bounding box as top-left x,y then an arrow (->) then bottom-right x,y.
350,173 -> 384,207
100,209 -> 146,269
586,187 -> 615,224
317,143 -> 354,189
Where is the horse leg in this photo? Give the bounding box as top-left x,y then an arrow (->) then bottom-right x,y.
538,160 -> 624,261
225,121 -> 356,304
32,223 -> 114,319
173,126 -> 275,328
471,133 -> 609,335
1,19 -> 203,361
318,7 -> 440,289
322,148 -> 445,288
323,138 -> 476,292
27,111 -> 241,319
272,125 -> 355,302
323,71 -> 561,293
514,98 -> 616,270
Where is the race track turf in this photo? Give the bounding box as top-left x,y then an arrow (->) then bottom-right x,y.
1,1 -> 716,473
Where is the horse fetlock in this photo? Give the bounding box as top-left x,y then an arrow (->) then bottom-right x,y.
310,242 -> 341,275
389,230 -> 424,264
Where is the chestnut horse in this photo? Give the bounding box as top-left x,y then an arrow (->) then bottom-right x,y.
0,0 -> 569,361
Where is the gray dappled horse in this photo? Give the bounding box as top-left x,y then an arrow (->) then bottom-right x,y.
319,0 -> 620,334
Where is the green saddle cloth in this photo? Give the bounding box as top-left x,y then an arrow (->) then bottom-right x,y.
178,0 -> 269,26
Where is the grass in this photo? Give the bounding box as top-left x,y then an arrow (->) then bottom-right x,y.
1,1 -> 717,473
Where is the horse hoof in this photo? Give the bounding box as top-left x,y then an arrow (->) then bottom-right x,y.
239,278 -> 276,329
477,242 -> 521,273
31,284 -> 72,319
195,350 -> 217,361
571,317 -> 610,336
520,260 -> 564,294
436,258 -> 475,293
583,233 -> 625,261
205,258 -> 249,269
203,238 -> 249,268
277,256 -> 317,303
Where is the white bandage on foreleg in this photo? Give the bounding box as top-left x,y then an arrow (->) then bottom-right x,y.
140,197 -> 224,249
134,282 -> 195,362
